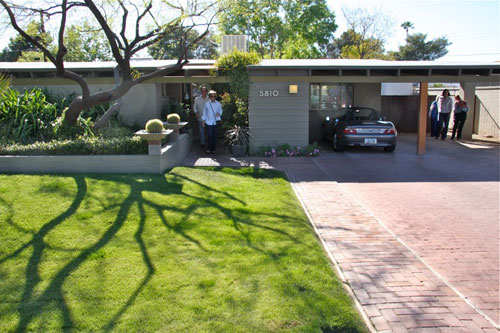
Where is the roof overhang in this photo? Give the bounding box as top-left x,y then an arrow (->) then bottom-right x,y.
2,58 -> 499,83
247,59 -> 500,83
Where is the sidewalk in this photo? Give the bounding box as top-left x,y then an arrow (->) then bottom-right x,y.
181,137 -> 499,332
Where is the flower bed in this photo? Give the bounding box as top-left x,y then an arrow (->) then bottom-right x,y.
258,143 -> 320,157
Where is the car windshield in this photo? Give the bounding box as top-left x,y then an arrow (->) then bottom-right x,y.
342,108 -> 380,121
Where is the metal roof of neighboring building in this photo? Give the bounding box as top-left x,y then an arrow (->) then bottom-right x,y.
0,59 -> 216,71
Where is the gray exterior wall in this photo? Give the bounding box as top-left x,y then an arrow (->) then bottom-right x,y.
249,82 -> 309,149
249,81 -> 384,147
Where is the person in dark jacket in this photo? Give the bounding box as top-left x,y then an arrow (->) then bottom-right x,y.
451,95 -> 469,140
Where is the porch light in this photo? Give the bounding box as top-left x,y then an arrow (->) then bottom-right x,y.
289,84 -> 298,94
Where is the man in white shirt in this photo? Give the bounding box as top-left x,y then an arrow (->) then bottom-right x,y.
194,86 -> 209,148
202,90 -> 223,154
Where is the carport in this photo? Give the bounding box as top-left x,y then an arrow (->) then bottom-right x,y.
247,59 -> 500,154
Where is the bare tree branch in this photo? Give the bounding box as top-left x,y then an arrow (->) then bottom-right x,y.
1,0 -> 221,126
55,0 -> 68,69
0,0 -> 57,63
83,0 -> 124,65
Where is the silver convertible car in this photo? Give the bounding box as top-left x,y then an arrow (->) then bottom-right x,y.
321,107 -> 397,152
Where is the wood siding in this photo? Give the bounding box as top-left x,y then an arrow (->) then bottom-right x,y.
381,95 -> 436,133
249,82 -> 309,149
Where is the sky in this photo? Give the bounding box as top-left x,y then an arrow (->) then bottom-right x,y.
1,0 -> 499,62
327,0 -> 500,62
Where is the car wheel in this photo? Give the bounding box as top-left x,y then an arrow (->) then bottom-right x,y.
333,133 -> 344,152
384,144 -> 396,152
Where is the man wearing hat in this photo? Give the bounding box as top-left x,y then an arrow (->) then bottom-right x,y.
194,86 -> 209,148
202,90 -> 223,154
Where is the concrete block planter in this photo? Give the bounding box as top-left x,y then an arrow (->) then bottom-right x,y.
0,133 -> 192,174
163,122 -> 188,141
134,129 -> 173,155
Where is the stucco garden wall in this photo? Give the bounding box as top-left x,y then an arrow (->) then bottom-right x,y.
474,86 -> 500,141
12,82 -> 160,126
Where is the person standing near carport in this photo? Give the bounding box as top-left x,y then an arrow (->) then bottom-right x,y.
435,89 -> 454,140
451,95 -> 469,140
428,100 -> 439,138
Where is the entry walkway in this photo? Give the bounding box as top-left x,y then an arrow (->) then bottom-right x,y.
182,135 -> 499,332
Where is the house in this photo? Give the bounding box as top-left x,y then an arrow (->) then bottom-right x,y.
2,59 -> 499,153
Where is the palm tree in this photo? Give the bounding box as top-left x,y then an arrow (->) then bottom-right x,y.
401,21 -> 414,40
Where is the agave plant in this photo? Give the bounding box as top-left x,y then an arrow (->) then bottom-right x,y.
224,125 -> 251,146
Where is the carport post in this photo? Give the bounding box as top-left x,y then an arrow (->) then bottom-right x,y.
417,82 -> 428,155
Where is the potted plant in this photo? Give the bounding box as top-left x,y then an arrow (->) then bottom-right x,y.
163,113 -> 188,141
224,125 -> 251,157
134,119 -> 172,154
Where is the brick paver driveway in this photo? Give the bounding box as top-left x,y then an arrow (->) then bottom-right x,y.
313,134 -> 499,331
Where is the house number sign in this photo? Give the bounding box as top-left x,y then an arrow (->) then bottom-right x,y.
259,90 -> 279,97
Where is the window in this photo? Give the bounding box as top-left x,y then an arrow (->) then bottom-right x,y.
310,83 -> 353,110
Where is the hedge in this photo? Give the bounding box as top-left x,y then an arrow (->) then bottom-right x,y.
0,137 -> 147,156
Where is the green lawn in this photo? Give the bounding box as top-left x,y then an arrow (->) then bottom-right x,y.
0,167 -> 367,332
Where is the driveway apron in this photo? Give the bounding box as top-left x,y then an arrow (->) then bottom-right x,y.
182,135 -> 499,332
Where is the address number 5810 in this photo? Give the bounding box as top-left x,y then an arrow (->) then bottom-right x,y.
259,90 -> 279,97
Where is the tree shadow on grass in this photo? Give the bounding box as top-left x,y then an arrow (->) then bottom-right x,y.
0,174 -> 181,332
15,175 -> 87,332
169,171 -> 310,251
0,169 -> 319,332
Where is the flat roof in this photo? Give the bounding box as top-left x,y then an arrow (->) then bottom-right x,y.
248,59 -> 500,69
2,59 -> 498,81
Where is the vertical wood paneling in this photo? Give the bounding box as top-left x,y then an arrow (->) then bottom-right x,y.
249,82 -> 309,147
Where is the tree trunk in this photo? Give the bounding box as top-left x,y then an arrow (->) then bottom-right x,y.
65,96 -> 86,124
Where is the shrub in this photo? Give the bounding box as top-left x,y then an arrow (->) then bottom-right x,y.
145,119 -> 164,133
0,88 -> 59,143
0,87 -> 122,143
52,109 -> 95,139
214,49 -> 261,100
161,100 -> 190,122
96,119 -> 134,138
220,93 -> 248,128
0,137 -> 147,155
166,113 -> 180,124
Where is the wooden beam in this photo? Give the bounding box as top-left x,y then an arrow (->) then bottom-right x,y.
417,81 -> 428,155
